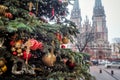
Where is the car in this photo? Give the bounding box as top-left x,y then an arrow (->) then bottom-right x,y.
105,61 -> 120,69
99,60 -> 111,65
91,60 -> 98,65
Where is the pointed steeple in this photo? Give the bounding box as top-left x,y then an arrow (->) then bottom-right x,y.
93,0 -> 105,17
92,0 -> 108,41
95,0 -> 102,7
83,16 -> 92,32
72,0 -> 80,10
70,0 -> 81,19
70,0 -> 82,28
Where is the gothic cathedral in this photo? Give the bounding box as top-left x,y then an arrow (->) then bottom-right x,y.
70,0 -> 111,60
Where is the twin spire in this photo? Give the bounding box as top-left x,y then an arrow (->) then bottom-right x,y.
73,0 -> 103,10
71,0 -> 105,17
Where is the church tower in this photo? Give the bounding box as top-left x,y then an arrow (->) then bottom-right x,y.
92,0 -> 108,41
68,0 -> 82,52
91,0 -> 111,59
70,0 -> 82,30
69,0 -> 111,58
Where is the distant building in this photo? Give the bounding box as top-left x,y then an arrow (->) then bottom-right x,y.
111,43 -> 120,59
70,0 -> 111,59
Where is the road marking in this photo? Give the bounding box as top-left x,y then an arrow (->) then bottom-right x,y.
102,69 -> 119,80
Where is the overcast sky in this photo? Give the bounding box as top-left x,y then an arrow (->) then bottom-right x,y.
68,0 -> 120,43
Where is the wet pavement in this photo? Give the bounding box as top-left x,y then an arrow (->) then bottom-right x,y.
90,65 -> 120,80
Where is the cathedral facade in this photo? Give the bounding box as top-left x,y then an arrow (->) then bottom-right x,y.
70,0 -> 111,60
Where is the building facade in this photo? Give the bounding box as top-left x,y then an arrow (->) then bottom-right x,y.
70,0 -> 111,60
110,38 -> 120,59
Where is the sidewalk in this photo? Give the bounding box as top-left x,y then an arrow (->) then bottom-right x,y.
90,66 -> 116,80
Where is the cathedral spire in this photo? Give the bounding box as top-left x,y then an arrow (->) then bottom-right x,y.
73,0 -> 80,10
70,0 -> 81,19
95,0 -> 102,7
70,0 -> 82,28
93,0 -> 105,17
92,0 -> 108,41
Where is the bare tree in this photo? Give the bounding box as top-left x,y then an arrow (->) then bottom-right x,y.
76,25 -> 94,52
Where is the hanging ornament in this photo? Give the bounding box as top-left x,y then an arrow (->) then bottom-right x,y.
28,1 -> 34,11
42,53 -> 56,67
0,5 -> 8,15
15,40 -> 23,48
4,12 -> 13,19
66,56 -> 76,70
17,48 -> 22,53
42,48 -> 56,67
0,58 -> 7,75
29,11 -> 34,16
12,51 -> 17,56
61,44 -> 66,48
11,47 -> 16,52
62,37 -> 69,44
10,40 -> 25,57
66,60 -> 75,70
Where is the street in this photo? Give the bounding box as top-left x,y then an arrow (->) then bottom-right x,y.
89,65 -> 120,80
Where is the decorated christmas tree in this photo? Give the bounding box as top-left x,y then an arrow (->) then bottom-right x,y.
0,0 -> 95,80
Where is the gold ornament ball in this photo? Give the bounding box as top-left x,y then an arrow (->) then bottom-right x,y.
62,37 -> 69,44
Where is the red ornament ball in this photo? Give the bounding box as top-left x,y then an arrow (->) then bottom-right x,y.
4,12 -> 13,19
29,12 -> 34,16
66,60 -> 75,70
12,51 -> 17,55
61,44 -> 66,48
